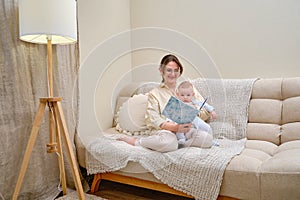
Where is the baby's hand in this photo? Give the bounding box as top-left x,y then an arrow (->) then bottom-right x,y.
211,111 -> 217,120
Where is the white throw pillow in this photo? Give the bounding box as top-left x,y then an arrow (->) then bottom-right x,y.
115,94 -> 149,135
113,96 -> 130,127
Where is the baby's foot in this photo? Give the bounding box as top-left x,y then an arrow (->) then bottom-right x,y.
178,138 -> 186,145
212,140 -> 220,146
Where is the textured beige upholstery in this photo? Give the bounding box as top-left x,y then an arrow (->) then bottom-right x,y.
220,78 -> 300,200
76,77 -> 300,200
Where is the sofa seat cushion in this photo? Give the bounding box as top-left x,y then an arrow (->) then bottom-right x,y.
260,140 -> 300,200
261,140 -> 300,173
220,139 -> 300,200
225,140 -> 276,172
276,140 -> 300,152
216,140 -> 276,199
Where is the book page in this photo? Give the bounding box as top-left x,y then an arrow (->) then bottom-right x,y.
162,96 -> 200,124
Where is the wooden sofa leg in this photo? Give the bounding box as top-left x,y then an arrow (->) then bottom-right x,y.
90,173 -> 102,193
89,173 -> 238,199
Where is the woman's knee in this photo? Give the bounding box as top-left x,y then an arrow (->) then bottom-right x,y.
185,130 -> 213,148
156,131 -> 178,152
140,131 -> 178,152
198,132 -> 213,148
155,140 -> 178,152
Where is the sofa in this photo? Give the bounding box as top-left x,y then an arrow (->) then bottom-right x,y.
76,77 -> 300,200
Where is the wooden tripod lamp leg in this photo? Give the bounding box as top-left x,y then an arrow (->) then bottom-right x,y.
52,107 -> 68,195
54,101 -> 85,200
12,102 -> 47,200
47,102 -> 58,153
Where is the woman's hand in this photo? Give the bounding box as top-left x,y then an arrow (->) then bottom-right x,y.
160,122 -> 193,133
177,123 -> 193,133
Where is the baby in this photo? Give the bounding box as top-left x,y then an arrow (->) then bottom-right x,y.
175,81 -> 217,145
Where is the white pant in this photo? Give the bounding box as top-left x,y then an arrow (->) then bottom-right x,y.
192,117 -> 212,134
176,117 -> 212,142
139,129 -> 213,152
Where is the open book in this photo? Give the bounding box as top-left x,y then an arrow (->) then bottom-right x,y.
162,96 -> 205,124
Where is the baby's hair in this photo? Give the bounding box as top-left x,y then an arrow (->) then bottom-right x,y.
177,81 -> 194,90
176,81 -> 195,94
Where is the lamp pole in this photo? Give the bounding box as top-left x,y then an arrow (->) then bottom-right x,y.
47,36 -> 53,98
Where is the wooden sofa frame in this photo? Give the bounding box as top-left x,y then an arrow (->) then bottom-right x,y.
89,172 -> 237,200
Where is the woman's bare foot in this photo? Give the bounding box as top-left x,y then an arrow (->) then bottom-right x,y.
117,136 -> 137,146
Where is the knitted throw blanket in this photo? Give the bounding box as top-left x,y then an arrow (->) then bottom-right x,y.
86,79 -> 256,200
192,78 -> 257,140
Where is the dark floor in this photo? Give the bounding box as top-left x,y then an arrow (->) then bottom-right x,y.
78,167 -> 193,200
93,180 -> 193,200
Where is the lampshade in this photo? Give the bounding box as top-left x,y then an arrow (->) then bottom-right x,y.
19,0 -> 77,44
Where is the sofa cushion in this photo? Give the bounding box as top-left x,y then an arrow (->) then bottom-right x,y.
247,78 -> 283,145
220,140 -> 276,199
261,148 -> 300,173
281,78 -> 300,144
247,123 -> 281,145
281,122 -> 300,143
115,94 -> 148,135
248,99 -> 282,124
245,140 -> 278,155
282,96 -> 300,124
221,139 -> 300,200
260,140 -> 300,200
226,140 -> 276,172
113,96 -> 130,127
282,77 -> 300,99
133,82 -> 160,95
275,140 -> 300,154
251,78 -> 282,99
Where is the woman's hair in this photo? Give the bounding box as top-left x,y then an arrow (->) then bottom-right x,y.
160,54 -> 183,78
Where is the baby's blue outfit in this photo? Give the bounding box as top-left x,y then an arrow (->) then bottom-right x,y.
176,100 -> 219,146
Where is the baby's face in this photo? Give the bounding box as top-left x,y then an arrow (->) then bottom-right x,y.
177,87 -> 194,103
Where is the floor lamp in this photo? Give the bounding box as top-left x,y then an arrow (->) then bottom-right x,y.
13,0 -> 85,199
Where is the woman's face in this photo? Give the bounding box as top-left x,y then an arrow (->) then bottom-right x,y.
160,61 -> 180,85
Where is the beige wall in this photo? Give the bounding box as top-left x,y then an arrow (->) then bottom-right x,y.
78,0 -> 300,134
130,0 -> 300,80
78,0 -> 132,136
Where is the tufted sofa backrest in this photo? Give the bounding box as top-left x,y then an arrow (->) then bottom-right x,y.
119,78 -> 300,145
247,77 -> 300,145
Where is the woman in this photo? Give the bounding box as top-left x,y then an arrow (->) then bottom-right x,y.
119,54 -> 213,152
